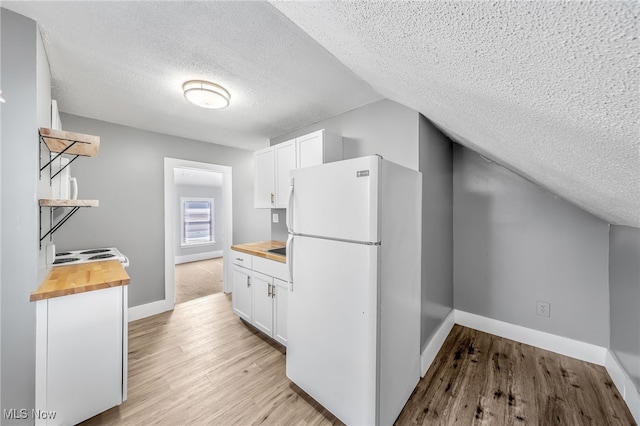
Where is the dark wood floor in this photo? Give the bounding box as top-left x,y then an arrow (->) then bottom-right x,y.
81,293 -> 636,425
398,325 -> 636,425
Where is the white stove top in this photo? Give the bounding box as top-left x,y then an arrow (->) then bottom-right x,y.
53,247 -> 129,268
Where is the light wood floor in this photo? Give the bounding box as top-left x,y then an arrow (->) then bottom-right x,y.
81,293 -> 635,426
81,292 -> 339,426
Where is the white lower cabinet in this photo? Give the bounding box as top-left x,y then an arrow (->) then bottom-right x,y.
232,264 -> 253,322
35,286 -> 127,426
252,271 -> 274,335
273,278 -> 288,346
232,250 -> 289,346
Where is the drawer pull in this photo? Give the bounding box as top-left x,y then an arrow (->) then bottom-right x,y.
235,257 -> 243,261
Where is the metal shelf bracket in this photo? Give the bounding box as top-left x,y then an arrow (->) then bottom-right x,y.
39,206 -> 81,248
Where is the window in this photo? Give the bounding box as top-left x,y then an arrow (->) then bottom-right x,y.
181,197 -> 215,246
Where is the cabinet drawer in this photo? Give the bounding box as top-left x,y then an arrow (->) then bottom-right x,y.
253,256 -> 289,282
231,251 -> 253,269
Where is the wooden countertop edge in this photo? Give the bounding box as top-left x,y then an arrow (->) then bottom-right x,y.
31,260 -> 130,302
231,240 -> 286,264
30,280 -> 130,302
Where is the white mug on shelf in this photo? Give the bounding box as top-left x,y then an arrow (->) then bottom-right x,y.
69,177 -> 78,200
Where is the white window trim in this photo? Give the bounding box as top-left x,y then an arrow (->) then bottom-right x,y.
180,197 -> 216,247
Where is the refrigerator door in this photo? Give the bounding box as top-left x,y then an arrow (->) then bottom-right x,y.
290,156 -> 380,243
286,235 -> 379,425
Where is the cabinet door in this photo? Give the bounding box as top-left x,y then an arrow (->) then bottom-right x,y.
251,271 -> 274,336
273,278 -> 288,346
46,287 -> 123,425
254,147 -> 275,208
274,139 -> 296,209
232,265 -> 252,322
297,129 -> 324,169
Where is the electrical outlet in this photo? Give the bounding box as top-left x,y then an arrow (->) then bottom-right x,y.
272,213 -> 279,223
536,301 -> 550,317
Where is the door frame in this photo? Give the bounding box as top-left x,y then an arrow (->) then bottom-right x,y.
164,158 -> 233,311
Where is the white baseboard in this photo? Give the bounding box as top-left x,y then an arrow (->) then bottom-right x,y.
175,250 -> 223,265
605,350 -> 640,424
420,310 -> 456,377
454,310 -> 607,365
128,299 -> 172,322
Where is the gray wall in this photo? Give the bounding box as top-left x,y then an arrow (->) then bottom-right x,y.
418,116 -> 453,351
1,9 -> 38,423
175,183 -> 224,259
609,225 -> 640,391
54,113 -> 270,307
453,145 -> 610,346
270,99 -> 420,240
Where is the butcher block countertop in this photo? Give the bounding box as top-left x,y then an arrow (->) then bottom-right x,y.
31,260 -> 130,302
231,240 -> 286,264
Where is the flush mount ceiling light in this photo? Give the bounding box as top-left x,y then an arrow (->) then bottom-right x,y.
183,80 -> 230,109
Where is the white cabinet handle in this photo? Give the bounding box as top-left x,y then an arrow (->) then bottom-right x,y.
247,276 -> 251,287
268,283 -> 272,297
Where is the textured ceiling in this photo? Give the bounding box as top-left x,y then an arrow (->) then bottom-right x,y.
2,1 -> 381,150
2,1 -> 639,227
272,1 -> 640,227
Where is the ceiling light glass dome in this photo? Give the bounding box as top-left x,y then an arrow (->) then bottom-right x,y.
183,80 -> 230,109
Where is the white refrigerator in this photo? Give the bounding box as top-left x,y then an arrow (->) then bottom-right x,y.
285,155 -> 422,426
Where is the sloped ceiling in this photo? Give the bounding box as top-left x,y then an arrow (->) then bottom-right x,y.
2,1 -> 639,227
272,1 -> 639,228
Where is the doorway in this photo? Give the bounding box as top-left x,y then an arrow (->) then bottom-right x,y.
164,158 -> 233,311
174,168 -> 224,304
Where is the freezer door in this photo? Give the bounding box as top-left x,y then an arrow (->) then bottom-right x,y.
290,156 -> 379,243
286,235 -> 379,425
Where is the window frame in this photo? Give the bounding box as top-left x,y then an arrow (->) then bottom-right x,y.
180,197 -> 215,247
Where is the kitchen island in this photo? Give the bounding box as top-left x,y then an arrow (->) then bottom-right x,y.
31,260 -> 129,426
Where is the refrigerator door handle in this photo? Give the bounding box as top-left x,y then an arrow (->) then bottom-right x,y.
286,234 -> 294,290
286,178 -> 294,233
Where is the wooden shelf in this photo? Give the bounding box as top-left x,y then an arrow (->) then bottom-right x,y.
37,127 -> 102,248
39,199 -> 99,207
39,127 -> 100,157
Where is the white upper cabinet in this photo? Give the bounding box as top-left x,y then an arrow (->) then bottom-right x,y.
274,139 -> 296,209
254,129 -> 342,209
254,147 -> 276,208
296,129 -> 342,169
